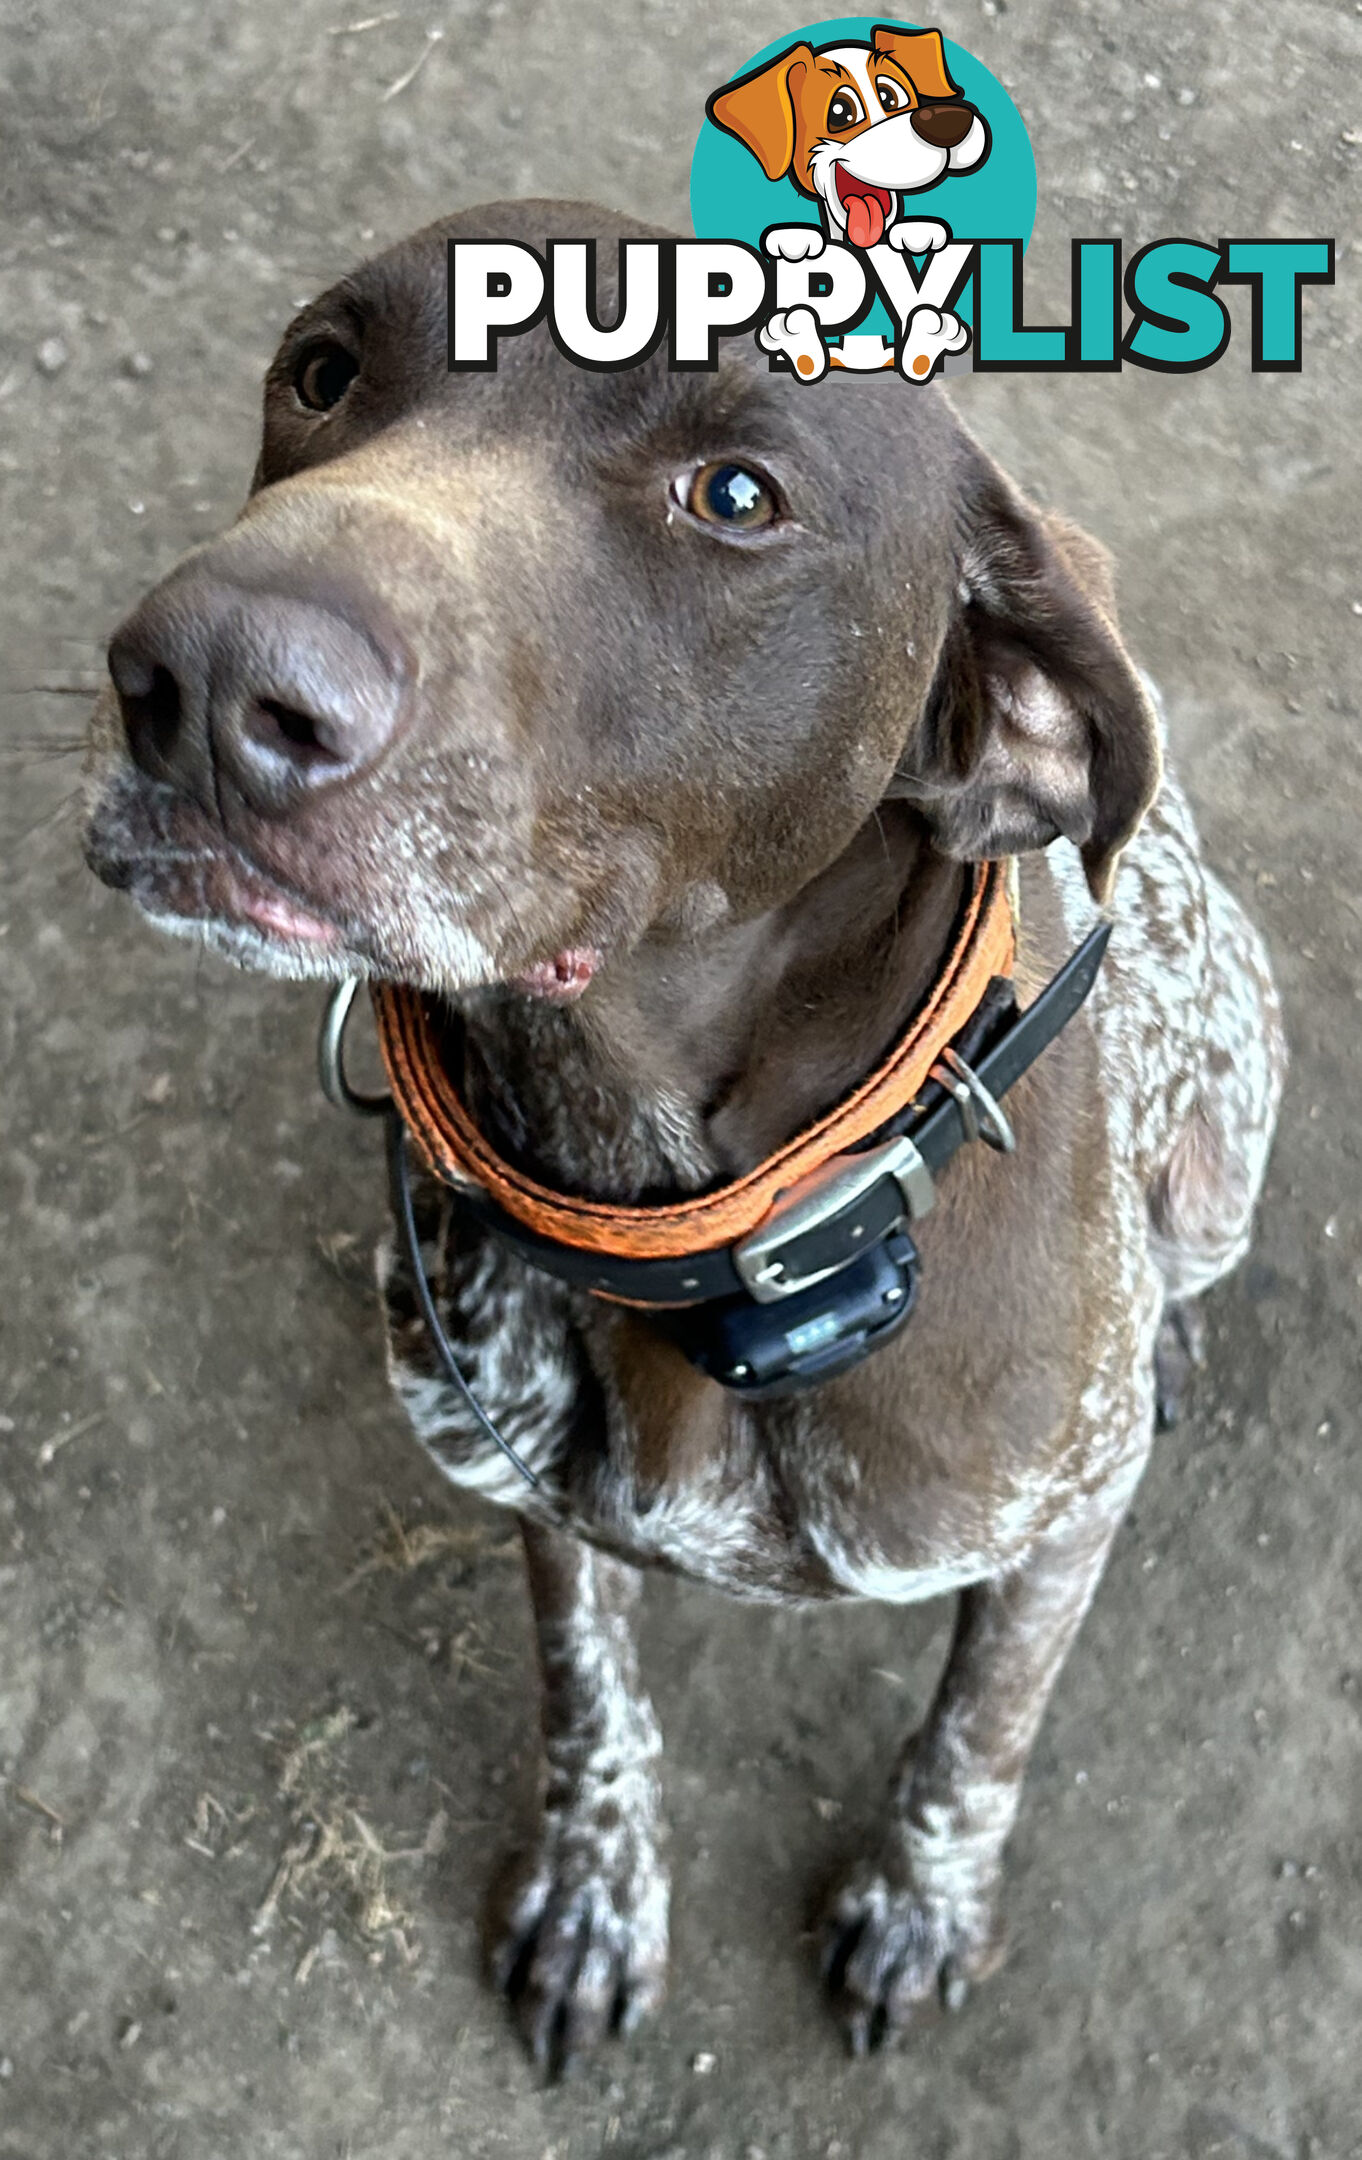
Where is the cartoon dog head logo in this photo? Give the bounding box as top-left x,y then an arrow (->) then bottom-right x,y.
707,25 -> 990,250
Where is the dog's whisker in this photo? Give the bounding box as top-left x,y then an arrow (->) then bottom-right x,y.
6,787 -> 83,845
3,682 -> 102,697
0,736 -> 87,758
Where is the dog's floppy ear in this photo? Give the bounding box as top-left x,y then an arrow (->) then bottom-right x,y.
870,25 -> 961,102
893,461 -> 1162,904
707,43 -> 816,182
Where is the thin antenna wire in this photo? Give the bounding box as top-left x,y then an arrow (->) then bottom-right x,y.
385,1114 -> 539,1489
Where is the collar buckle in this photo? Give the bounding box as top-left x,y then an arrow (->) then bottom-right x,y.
732,1132 -> 936,1304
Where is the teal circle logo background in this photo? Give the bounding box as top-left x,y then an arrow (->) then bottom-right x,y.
690,19 -> 1037,340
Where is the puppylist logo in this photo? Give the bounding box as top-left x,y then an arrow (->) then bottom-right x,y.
448,17 -> 1334,384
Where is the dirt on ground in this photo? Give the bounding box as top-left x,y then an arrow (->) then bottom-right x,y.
2,1 -> 1360,2155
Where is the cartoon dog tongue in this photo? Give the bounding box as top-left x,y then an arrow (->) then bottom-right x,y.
844,187 -> 886,250
830,167 -> 898,251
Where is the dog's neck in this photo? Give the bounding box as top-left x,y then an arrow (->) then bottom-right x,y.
454,802 -> 970,1205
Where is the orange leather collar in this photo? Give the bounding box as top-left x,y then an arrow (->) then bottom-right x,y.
370,859 -> 1015,1266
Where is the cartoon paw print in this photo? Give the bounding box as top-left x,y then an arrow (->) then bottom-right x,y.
758,304 -> 829,382
898,305 -> 970,382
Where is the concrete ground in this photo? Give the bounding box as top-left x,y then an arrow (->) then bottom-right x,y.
2,0 -> 1359,2154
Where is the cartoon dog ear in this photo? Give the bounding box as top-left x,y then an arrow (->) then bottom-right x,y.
870,25 -> 961,102
892,459 -> 1162,904
707,43 -> 816,182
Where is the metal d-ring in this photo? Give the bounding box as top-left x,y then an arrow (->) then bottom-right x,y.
318,982 -> 535,1489
929,1046 -> 1017,1154
318,978 -> 392,1117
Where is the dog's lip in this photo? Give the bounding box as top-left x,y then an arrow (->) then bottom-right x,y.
139,842 -> 347,949
227,884 -> 340,945
833,166 -> 894,214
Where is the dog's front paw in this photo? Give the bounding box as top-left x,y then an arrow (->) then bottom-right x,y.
489,1790 -> 669,2077
887,218 -> 951,255
822,1866 -> 1007,2055
763,223 -> 826,262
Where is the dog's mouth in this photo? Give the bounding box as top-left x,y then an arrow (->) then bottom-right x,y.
834,168 -> 895,250
182,852 -> 343,946
85,773 -> 591,998
191,866 -> 342,948
90,809 -> 353,961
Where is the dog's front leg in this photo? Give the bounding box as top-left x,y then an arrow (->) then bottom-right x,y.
824,1443 -> 1146,2053
491,1518 -> 669,2074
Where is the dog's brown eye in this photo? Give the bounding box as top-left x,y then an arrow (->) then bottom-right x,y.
294,341 -> 360,413
875,76 -> 908,114
827,89 -> 864,131
683,461 -> 778,533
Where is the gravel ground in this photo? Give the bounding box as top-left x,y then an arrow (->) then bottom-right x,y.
2,1 -> 1359,2155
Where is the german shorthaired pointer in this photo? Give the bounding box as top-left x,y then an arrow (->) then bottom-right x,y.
85,200 -> 1285,2071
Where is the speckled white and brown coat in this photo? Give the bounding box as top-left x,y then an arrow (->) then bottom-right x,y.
86,201 -> 1286,2070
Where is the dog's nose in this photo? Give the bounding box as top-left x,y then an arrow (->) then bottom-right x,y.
108,575 -> 405,819
910,101 -> 977,150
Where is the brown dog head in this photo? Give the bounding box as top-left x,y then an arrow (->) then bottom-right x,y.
707,27 -> 989,247
85,200 -> 1157,1007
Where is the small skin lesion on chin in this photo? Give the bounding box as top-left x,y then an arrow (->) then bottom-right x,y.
512,948 -> 602,1002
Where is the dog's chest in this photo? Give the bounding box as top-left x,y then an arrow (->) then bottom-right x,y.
375,851 -> 1186,1603
380,1215 -> 1090,1605
381,1237 -> 830,1595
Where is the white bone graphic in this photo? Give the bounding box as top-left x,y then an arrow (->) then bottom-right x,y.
898,303 -> 970,382
758,304 -> 830,383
